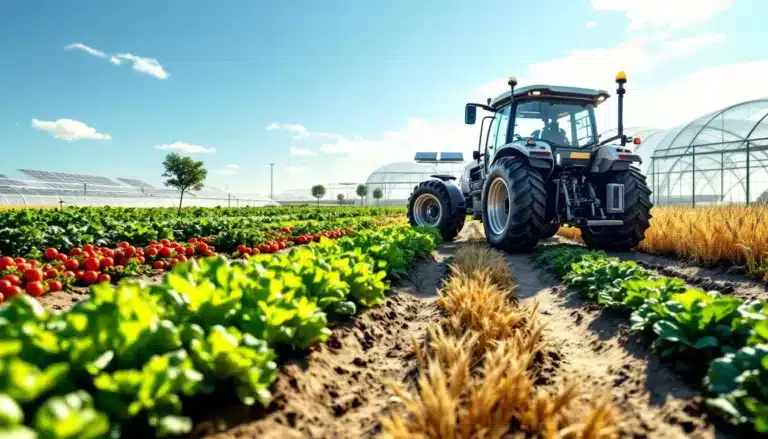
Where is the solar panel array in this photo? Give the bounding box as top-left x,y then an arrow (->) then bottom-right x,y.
414,152 -> 439,162
439,152 -> 464,162
117,178 -> 155,189
19,169 -> 119,186
414,151 -> 465,163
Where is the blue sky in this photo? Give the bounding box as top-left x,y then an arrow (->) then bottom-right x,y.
1,0 -> 765,194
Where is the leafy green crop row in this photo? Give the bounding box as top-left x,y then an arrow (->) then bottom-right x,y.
0,224 -> 438,438
534,245 -> 768,433
0,205 -> 405,256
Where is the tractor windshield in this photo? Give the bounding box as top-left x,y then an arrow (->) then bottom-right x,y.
512,100 -> 597,149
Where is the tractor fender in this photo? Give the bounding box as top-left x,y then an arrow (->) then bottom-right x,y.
426,176 -> 467,210
590,144 -> 642,174
491,143 -> 554,173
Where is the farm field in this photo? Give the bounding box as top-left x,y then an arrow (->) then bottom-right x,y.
559,205 -> 768,282
2,206 -> 767,438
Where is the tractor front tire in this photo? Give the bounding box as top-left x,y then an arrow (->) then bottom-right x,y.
581,168 -> 652,251
408,180 -> 465,242
482,157 -> 547,252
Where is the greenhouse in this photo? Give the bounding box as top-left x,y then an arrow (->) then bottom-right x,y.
364,161 -> 464,205
647,99 -> 768,206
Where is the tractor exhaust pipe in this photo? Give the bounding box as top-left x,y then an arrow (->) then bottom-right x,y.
616,71 -> 627,146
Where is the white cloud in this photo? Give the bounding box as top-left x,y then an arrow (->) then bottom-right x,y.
31,118 -> 111,141
586,21 -> 598,28
153,141 -> 215,154
290,146 -> 317,156
265,123 -> 344,141
215,164 -> 239,176
109,56 -> 121,65
591,0 -> 734,30
64,43 -> 106,58
114,53 -> 169,79
265,123 -> 281,131
284,166 -> 308,175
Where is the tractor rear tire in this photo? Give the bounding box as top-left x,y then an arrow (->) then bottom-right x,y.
482,157 -> 547,252
408,180 -> 465,242
581,168 -> 652,251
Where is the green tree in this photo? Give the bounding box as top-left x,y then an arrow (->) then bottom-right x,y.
356,184 -> 368,206
162,153 -> 207,214
337,193 -> 345,205
372,187 -> 383,205
311,184 -> 326,207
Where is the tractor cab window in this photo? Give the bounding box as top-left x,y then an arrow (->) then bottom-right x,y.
512,100 -> 597,148
488,105 -> 511,155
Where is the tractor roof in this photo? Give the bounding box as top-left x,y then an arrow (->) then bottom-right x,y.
489,85 -> 610,110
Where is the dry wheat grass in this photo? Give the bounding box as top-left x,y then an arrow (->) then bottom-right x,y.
380,245 -> 618,439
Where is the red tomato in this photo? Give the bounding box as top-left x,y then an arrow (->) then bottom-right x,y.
15,263 -> 29,272
237,244 -> 247,254
25,281 -> 45,297
63,271 -> 75,279
196,242 -> 209,254
146,247 -> 159,257
119,241 -> 129,249
23,268 -> 44,283
278,241 -> 286,249
48,281 -> 63,292
136,256 -> 146,264
160,239 -> 171,246
3,285 -> 21,298
251,247 -> 260,255
244,247 -> 253,255
159,247 -> 173,258
69,247 -> 83,256
55,264 -> 66,272
185,247 -> 194,256
43,248 -> 58,261
153,260 -> 166,270
83,244 -> 94,253
0,292 -> 4,303
28,260 -> 39,268
75,270 -> 84,279
0,280 -> 11,291
64,259 -> 79,271
0,256 -> 14,269
83,258 -> 100,272
44,269 -> 58,280
150,239 -> 158,245
187,238 -> 198,244
81,271 -> 99,285
170,258 -> 180,266
2,274 -> 20,285
55,253 -> 68,262
295,236 -> 306,245
98,274 -> 111,283
13,257 -> 25,264
102,249 -> 115,258
270,243 -> 279,253
124,246 -> 136,257
99,257 -> 114,269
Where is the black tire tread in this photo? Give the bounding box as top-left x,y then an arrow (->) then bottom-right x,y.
483,157 -> 547,252
581,168 -> 652,251
407,180 -> 465,242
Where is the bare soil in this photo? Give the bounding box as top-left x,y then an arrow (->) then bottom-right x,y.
509,252 -> 737,439
191,244 -> 457,439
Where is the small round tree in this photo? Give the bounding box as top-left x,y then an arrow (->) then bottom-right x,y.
372,187 -> 383,205
162,153 -> 207,214
337,193 -> 345,205
356,184 -> 368,206
311,184 -> 326,207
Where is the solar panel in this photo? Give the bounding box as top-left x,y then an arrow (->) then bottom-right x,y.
414,152 -> 439,162
117,178 -> 155,188
439,152 -> 464,162
19,169 -> 119,186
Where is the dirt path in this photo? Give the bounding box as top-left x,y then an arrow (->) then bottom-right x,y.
507,252 -> 734,439
193,243 -> 457,439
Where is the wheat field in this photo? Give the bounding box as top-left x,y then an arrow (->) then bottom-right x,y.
558,205 -> 768,280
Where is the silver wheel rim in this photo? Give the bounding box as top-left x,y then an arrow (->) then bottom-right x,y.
413,194 -> 442,227
487,177 -> 510,235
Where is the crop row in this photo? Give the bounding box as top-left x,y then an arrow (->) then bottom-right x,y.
534,245 -> 768,433
0,216 -> 396,301
0,224 -> 440,438
0,205 -> 404,256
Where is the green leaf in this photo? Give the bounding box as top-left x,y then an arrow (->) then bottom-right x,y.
0,394 -> 23,426
694,336 -> 720,350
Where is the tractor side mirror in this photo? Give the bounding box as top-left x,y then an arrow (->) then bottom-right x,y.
464,104 -> 477,125
473,150 -> 480,161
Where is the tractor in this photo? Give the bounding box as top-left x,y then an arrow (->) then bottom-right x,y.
407,71 -> 652,252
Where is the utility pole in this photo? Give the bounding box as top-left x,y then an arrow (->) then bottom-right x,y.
269,163 -> 275,200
